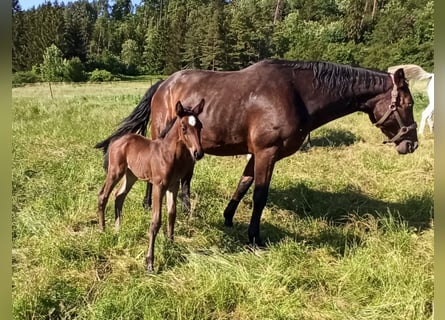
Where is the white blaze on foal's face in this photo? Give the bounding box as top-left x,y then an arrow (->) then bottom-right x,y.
188,115 -> 197,127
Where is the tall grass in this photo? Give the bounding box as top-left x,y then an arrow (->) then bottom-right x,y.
12,82 -> 433,319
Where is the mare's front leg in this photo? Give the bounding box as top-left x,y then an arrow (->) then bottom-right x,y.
223,156 -> 255,227
143,182 -> 152,211
248,148 -> 277,247
146,183 -> 165,272
180,166 -> 195,214
114,172 -> 138,231
166,182 -> 180,239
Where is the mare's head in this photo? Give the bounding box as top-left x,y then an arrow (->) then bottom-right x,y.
371,68 -> 418,154
176,99 -> 205,161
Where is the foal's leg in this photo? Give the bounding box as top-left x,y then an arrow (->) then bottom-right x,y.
166,182 -> 180,239
248,148 -> 277,246
97,168 -> 124,231
223,156 -> 255,227
114,171 -> 138,231
146,183 -> 165,272
143,182 -> 152,211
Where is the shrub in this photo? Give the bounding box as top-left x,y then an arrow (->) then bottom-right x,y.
63,57 -> 88,82
88,69 -> 118,82
12,71 -> 42,86
85,51 -> 125,75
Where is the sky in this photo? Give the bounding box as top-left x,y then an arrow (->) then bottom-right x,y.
18,0 -> 48,10
18,0 -> 140,11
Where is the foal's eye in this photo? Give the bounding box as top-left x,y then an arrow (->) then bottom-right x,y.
182,125 -> 187,133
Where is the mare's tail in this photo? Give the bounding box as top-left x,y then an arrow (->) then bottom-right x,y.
95,79 -> 164,155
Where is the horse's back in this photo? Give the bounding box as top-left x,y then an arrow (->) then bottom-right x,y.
109,134 -> 152,172
150,62 -> 304,156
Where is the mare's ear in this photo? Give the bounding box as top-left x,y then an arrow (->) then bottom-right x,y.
176,101 -> 185,117
393,68 -> 406,88
193,99 -> 205,115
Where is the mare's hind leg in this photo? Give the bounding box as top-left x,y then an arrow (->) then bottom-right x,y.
166,182 -> 180,239
114,171 -> 138,231
97,170 -> 124,231
180,166 -> 195,214
223,156 -> 255,227
143,182 -> 152,211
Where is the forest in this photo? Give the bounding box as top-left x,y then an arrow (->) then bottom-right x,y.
12,0 -> 434,82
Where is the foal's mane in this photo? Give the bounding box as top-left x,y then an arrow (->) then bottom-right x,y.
267,59 -> 388,97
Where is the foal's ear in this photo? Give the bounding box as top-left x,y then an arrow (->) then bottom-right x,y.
192,99 -> 205,115
176,101 -> 185,117
393,68 -> 407,88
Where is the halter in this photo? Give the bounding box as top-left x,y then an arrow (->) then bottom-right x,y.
373,75 -> 417,144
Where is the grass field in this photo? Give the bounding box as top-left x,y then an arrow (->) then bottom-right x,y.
12,81 -> 433,319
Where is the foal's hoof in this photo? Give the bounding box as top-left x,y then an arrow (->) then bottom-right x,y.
146,264 -> 155,273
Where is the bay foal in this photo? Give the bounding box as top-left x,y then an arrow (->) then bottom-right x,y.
97,99 -> 204,271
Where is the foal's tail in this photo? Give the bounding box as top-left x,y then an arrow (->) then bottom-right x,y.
94,79 -> 164,155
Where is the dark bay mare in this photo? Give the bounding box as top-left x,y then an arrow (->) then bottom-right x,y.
95,59 -> 418,246
97,100 -> 204,271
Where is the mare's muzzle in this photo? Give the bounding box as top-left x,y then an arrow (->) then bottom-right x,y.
396,139 -> 418,154
375,104 -> 418,154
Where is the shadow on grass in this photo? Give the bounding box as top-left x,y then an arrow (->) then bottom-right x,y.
267,183 -> 432,229
308,128 -> 361,148
200,182 -> 432,256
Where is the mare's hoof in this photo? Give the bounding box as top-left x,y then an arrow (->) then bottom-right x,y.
142,201 -> 151,212
248,236 -> 266,249
224,219 -> 234,227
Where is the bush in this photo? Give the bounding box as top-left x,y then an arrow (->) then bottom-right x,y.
63,57 -> 88,82
12,71 -> 42,86
85,51 -> 125,75
88,69 -> 118,82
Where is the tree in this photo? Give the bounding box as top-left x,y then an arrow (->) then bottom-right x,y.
111,0 -> 132,21
201,1 -> 228,70
63,0 -> 96,62
142,22 -> 167,74
22,2 -> 66,69
40,44 -> 66,98
12,0 -> 27,71
121,39 -> 140,74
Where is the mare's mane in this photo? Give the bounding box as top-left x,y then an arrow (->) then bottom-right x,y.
267,59 -> 388,97
158,107 -> 200,139
159,116 -> 178,139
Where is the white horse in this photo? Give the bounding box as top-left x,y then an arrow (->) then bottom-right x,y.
388,64 -> 434,135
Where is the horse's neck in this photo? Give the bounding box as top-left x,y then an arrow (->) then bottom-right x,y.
309,76 -> 391,130
160,125 -> 186,160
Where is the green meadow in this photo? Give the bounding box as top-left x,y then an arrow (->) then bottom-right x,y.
12,82 -> 433,319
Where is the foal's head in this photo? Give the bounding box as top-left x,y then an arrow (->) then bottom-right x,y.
175,99 -> 205,161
